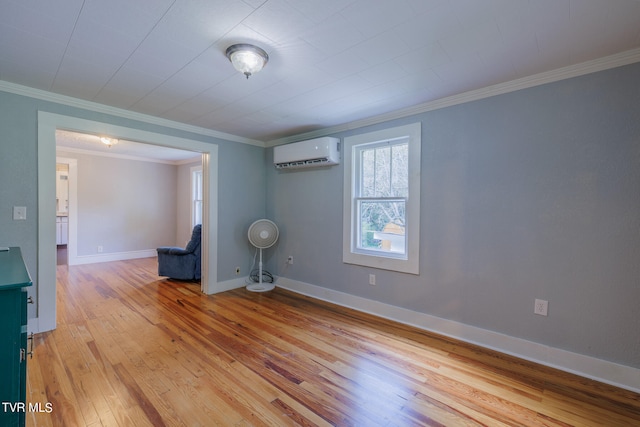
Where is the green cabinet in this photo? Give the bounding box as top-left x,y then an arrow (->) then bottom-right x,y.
0,247 -> 32,427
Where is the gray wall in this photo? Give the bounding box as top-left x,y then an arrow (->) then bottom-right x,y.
57,149 -> 178,255
267,62 -> 640,369
0,91 -> 42,313
0,89 -> 266,318
218,141 -> 267,278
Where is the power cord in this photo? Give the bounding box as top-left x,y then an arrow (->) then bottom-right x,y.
249,269 -> 274,283
247,247 -> 274,283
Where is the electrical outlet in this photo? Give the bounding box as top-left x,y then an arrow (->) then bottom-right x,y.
287,256 -> 293,265
534,299 -> 548,316
13,206 -> 27,220
97,245 -> 103,253
235,267 -> 240,275
369,274 -> 376,286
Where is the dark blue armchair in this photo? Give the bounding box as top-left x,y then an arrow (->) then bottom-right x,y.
157,224 -> 202,280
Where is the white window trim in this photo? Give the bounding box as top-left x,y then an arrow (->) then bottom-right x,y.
343,122 -> 421,274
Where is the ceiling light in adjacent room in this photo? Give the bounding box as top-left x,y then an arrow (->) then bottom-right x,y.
225,44 -> 269,79
100,137 -> 118,148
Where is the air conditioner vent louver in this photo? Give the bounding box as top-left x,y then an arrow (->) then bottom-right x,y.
276,157 -> 334,169
274,137 -> 340,170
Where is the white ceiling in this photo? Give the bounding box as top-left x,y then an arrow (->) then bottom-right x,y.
2,0 -> 640,143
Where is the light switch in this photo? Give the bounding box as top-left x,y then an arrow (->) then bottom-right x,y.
13,206 -> 27,220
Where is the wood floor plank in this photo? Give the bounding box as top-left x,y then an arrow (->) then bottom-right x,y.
25,258 -> 640,426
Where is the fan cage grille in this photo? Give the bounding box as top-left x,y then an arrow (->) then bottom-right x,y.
248,219 -> 279,249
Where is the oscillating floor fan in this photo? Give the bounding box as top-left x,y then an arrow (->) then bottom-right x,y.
247,219 -> 279,292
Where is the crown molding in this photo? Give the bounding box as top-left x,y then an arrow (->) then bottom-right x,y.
266,47 -> 640,147
0,80 -> 264,147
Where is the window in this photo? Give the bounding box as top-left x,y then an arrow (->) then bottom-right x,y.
343,123 -> 421,274
191,165 -> 203,228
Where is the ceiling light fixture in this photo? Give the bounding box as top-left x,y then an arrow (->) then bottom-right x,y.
225,43 -> 269,79
100,137 -> 118,148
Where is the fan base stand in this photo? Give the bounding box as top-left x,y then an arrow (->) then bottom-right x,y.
246,283 -> 275,292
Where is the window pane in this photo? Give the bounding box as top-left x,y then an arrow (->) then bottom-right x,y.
374,145 -> 391,196
391,144 -> 408,197
191,168 -> 203,227
194,200 -> 203,225
361,149 -> 375,197
194,170 -> 203,199
357,200 -> 406,254
358,142 -> 408,198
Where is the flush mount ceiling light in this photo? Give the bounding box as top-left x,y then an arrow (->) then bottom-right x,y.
100,137 -> 118,148
225,43 -> 269,79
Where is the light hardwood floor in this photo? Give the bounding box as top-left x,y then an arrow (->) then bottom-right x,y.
27,257 -> 639,426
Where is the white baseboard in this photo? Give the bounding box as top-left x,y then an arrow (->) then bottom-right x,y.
215,276 -> 249,293
70,249 -> 157,265
277,277 -> 640,394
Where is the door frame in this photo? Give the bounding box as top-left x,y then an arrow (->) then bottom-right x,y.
36,111 -> 219,333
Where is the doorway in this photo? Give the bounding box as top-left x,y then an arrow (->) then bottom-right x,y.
55,160 -> 71,265
55,131 -> 200,266
37,112 -> 219,333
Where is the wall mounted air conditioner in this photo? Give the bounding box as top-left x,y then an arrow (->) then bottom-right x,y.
273,137 -> 340,169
